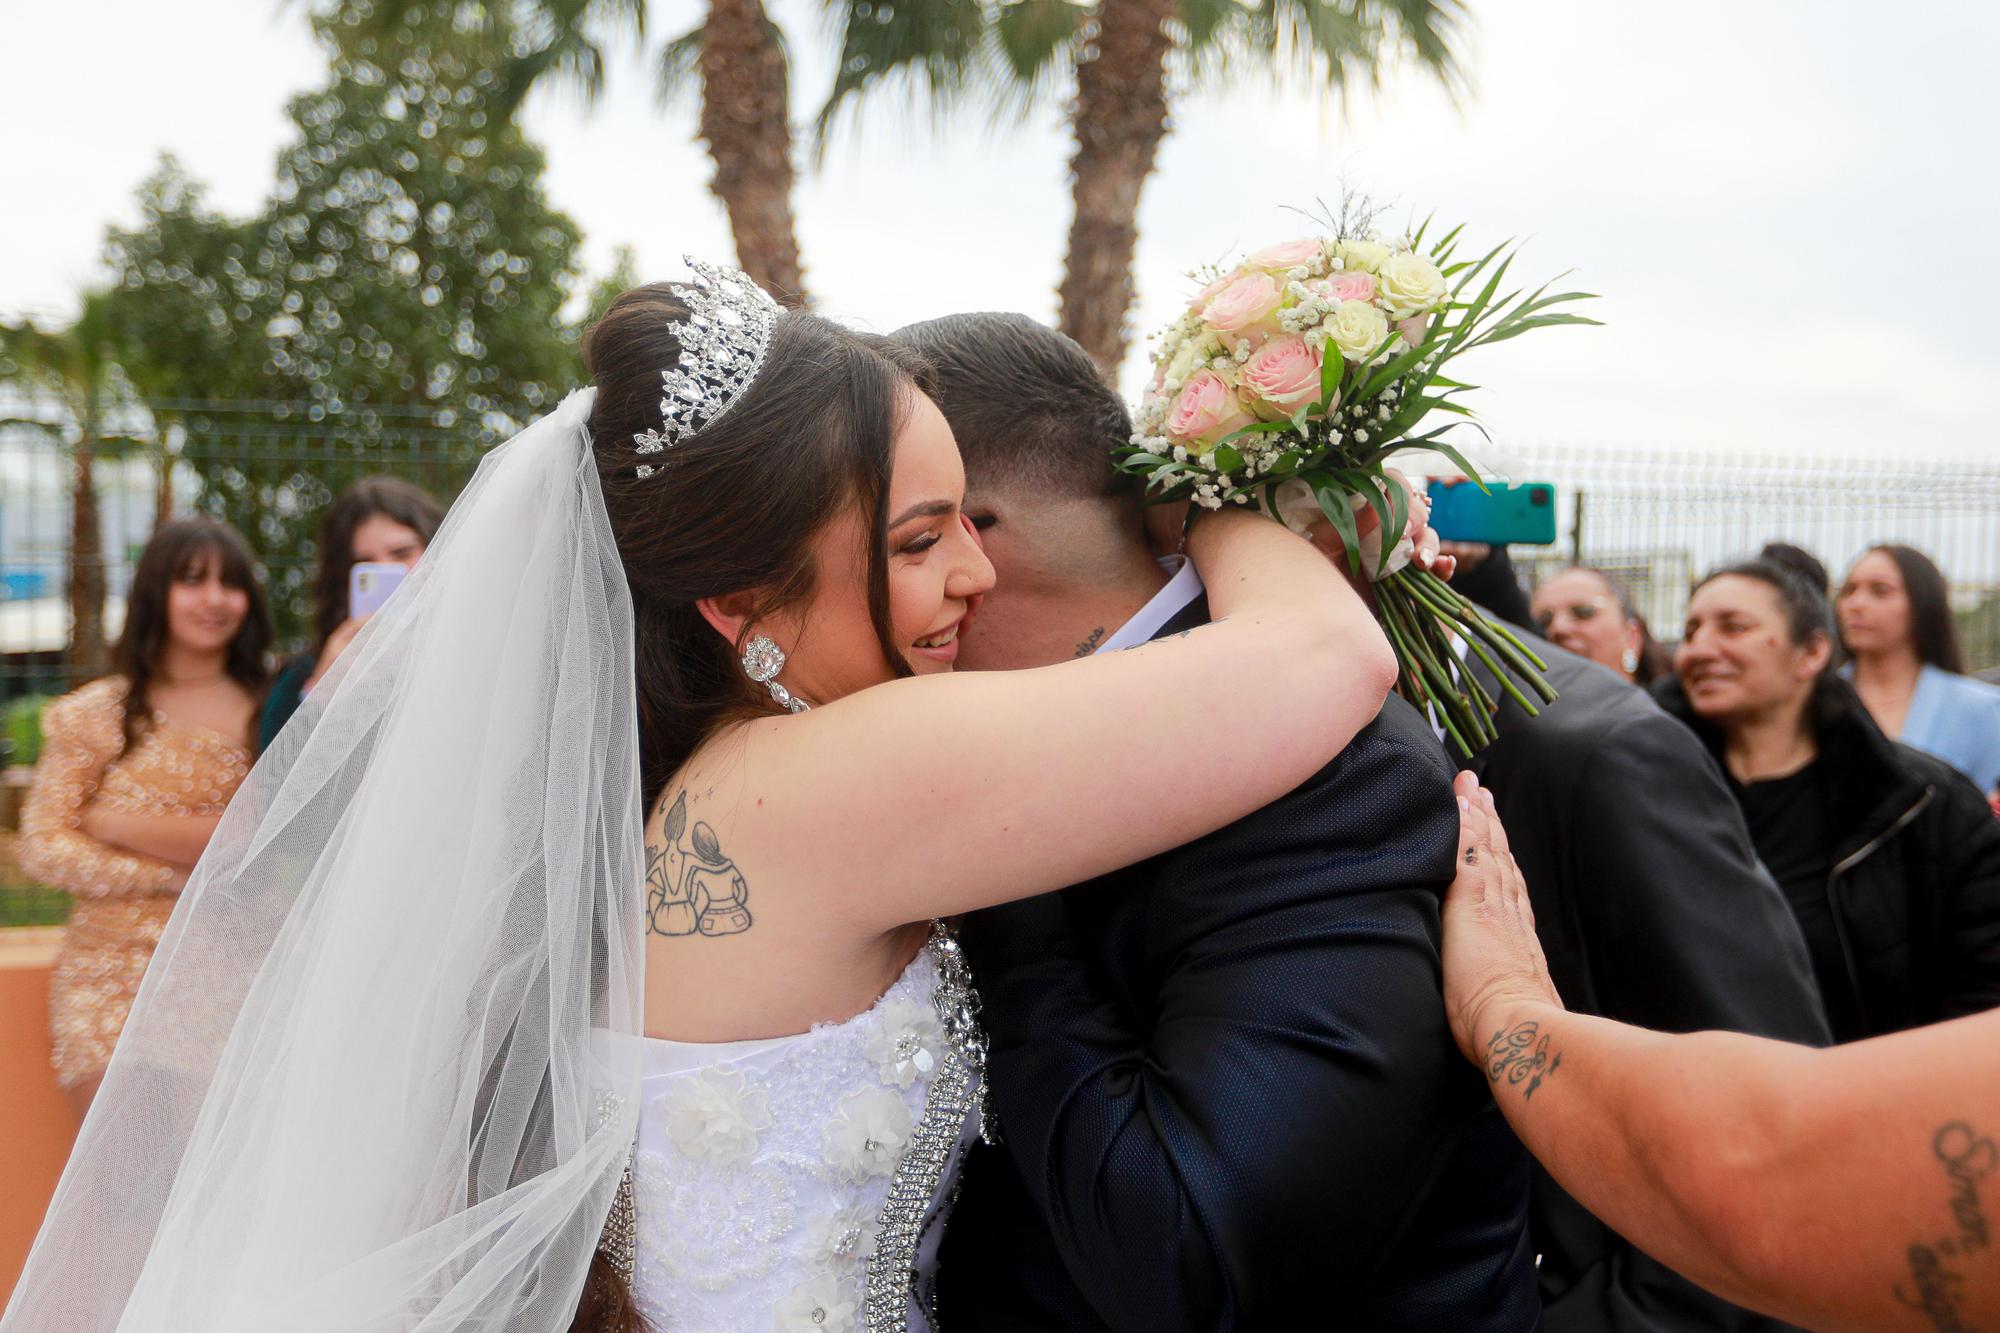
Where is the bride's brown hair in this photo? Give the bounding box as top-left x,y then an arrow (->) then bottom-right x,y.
583,282 -> 932,813
566,282 -> 936,1331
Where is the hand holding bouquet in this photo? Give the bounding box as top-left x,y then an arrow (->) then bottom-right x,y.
1119,207 -> 1598,757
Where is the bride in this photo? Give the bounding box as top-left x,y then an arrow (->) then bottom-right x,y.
2,261 -> 1395,1333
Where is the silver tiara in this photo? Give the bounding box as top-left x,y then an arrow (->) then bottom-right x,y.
631,257 -> 780,476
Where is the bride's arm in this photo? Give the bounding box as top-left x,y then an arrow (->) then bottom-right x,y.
736,507 -> 1396,928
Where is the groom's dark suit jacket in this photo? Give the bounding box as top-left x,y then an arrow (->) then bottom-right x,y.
939,596 -> 1541,1331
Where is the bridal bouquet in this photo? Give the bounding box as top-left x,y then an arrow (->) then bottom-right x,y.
1119,207 -> 1597,757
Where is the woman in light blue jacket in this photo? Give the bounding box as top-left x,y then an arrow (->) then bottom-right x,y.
1839,543 -> 2000,796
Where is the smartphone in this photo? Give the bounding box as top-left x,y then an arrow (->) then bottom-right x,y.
348,562 -> 409,618
1426,480 -> 1558,547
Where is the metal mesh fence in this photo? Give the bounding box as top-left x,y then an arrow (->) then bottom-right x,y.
4,403 -> 1998,711
1498,446 -> 2000,672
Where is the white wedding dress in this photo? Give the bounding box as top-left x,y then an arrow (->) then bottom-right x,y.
598,925 -> 990,1333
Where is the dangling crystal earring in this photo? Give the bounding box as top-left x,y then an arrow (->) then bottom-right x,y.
742,635 -> 811,713
1622,647 -> 1640,675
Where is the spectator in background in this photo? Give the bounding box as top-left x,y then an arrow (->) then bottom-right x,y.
1660,559 -> 2000,1043
18,518 -> 271,1118
258,476 -> 443,748
1756,540 -> 1830,596
1837,543 -> 2000,797
1448,551 -> 1830,1333
1529,566 -> 1671,685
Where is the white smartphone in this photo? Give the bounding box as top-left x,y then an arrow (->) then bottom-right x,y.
348,562 -> 409,618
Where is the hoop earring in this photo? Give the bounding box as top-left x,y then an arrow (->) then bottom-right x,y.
741,635 -> 812,713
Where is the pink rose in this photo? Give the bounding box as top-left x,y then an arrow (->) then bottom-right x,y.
1246,238 -> 1324,271
1397,313 -> 1431,348
1241,334 -> 1325,418
1188,270 -> 1237,315
1203,272 -> 1283,347
1326,270 -> 1377,303
1166,370 -> 1256,446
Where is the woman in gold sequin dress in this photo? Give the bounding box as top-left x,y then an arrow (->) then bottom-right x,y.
18,518 -> 270,1117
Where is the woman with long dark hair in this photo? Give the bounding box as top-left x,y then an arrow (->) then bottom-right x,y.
1656,559 -> 2000,1043
1837,543 -> 2000,796
17,517 -> 271,1119
3,263 -> 1402,1332
257,475 -> 443,748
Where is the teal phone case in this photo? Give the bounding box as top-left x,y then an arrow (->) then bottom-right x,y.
1425,481 -> 1558,546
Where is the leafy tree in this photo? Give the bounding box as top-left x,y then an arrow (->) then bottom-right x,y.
345,0 -> 808,303
94,4 -> 589,646
818,0 -> 1468,371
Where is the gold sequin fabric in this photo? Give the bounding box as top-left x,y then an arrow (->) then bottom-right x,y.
18,676 -> 252,1089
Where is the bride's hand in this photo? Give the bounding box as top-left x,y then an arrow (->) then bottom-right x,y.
1442,771 -> 1561,1062
1304,469 -> 1456,583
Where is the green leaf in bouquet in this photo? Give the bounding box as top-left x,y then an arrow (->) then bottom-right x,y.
1480,312 -> 1604,344
1212,443 -> 1246,474
1356,336 -> 1434,402
1411,212 -> 1435,251
1424,437 -> 1491,491
1313,479 -> 1365,577
1385,467 -> 1409,570
1448,240 -> 1510,300
1319,334 -> 1344,409
1427,221 -> 1466,261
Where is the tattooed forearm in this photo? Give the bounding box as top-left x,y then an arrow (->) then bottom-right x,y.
1892,1121 -> 1992,1331
645,790 -> 752,938
1073,627 -> 1105,657
1483,1020 -> 1563,1102
1937,1122 -> 1995,1251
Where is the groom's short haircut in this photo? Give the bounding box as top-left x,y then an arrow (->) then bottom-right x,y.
894,313 -> 1134,503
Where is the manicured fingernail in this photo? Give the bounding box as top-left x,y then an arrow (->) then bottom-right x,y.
1458,797 -> 1470,813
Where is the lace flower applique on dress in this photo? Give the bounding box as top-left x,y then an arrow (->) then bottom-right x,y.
659,1065 -> 774,1166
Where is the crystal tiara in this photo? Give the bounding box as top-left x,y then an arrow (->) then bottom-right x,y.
631,257 -> 780,476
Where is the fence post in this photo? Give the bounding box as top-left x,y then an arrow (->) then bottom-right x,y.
1571,488 -> 1587,564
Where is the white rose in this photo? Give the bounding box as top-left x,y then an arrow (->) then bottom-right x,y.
1376,253 -> 1448,319
806,1204 -> 881,1270
1334,238 -> 1392,274
774,1271 -> 858,1333
657,1066 -> 772,1166
865,997 -> 943,1089
1325,301 -> 1391,365
823,1085 -> 914,1182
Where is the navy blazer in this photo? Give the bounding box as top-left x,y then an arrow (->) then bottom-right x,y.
939,597 -> 1541,1331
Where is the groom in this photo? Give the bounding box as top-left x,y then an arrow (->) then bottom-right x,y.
896,313 -> 1542,1330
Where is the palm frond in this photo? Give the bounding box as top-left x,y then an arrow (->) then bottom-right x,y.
812,0 -> 988,160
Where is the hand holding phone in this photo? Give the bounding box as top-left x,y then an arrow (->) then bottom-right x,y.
348,562 -> 409,618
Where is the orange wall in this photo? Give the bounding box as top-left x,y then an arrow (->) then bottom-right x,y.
0,930 -> 74,1309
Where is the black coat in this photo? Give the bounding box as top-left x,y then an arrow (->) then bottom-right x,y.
1655,674 -> 2000,1039
939,597 -> 1541,1331
1462,631 -> 1833,1332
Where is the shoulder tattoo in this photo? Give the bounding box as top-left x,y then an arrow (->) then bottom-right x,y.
645,790 -> 752,939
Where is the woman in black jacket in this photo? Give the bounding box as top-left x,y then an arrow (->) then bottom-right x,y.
1658,557 -> 2000,1042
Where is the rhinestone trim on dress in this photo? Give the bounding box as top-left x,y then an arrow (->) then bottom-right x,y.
860,921 -> 993,1332
596,1090 -> 638,1285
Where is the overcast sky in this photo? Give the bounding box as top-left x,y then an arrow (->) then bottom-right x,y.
5,0 -> 1998,463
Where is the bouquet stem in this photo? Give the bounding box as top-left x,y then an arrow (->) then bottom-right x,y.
1376,567 -> 1558,761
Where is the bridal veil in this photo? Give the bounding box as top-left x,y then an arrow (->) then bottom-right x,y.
2,387 -> 648,1331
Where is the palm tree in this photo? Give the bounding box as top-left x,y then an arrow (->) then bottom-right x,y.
345,0 -> 808,304
0,296 -> 147,678
817,0 -> 1468,372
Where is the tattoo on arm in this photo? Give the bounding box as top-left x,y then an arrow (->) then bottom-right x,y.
1895,1121 -> 1994,1331
1483,1020 -> 1563,1102
645,790 -> 752,938
1073,627 -> 1105,657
